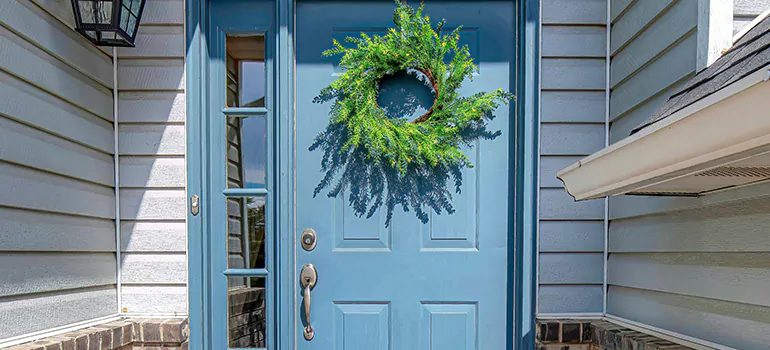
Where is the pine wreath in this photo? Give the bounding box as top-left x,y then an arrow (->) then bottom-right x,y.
310,2 -> 514,226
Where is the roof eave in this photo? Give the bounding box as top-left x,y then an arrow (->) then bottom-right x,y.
557,66 -> 770,201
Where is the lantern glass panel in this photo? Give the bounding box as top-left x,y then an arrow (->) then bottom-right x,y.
130,0 -> 142,13
120,5 -> 130,30
78,0 -> 113,25
127,14 -> 138,36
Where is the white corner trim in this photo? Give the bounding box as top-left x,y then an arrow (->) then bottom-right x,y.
113,47 -> 123,315
697,0 -> 734,71
733,9 -> 770,43
557,65 -> 770,201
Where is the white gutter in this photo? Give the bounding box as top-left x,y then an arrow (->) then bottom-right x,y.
557,65 -> 770,201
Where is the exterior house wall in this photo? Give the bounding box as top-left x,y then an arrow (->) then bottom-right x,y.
116,0 -> 188,315
608,0 -> 700,144
0,0 -> 117,340
606,0 -> 770,348
538,0 -> 609,315
735,0 -> 770,33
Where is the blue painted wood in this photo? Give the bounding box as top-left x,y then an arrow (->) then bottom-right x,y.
221,188 -> 268,197
296,1 -> 514,349
206,1 -> 276,350
222,107 -> 269,116
223,268 -> 269,277
187,2 -> 537,349
276,1 -> 296,349
515,0 -> 540,348
184,0 -> 205,347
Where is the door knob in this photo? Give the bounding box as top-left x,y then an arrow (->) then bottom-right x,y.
300,264 -> 318,340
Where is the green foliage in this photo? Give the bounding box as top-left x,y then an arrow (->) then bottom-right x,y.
310,1 -> 514,226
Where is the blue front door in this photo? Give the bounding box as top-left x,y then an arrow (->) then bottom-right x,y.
295,1 -> 516,349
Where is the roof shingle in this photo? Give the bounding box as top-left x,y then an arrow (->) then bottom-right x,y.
631,14 -> 770,134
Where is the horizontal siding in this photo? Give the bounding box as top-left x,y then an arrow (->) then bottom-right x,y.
0,253 -> 116,297
0,71 -> 114,153
609,0 -> 697,87
118,92 -> 186,123
608,0 -> 698,149
540,156 -> 582,188
541,189 -> 605,220
0,117 -> 114,186
540,253 -> 604,284
541,58 -> 606,90
734,0 -> 770,16
609,252 -> 770,307
540,221 -> 604,252
541,92 -> 606,123
0,2 -> 116,340
120,156 -> 186,188
0,207 -> 114,252
117,10 -> 187,315
608,180 -> 770,347
733,0 -> 770,34
0,26 -> 113,120
539,285 -> 603,314
542,0 -> 607,25
118,59 -> 185,91
0,161 -> 114,219
121,285 -> 187,314
542,26 -> 606,58
0,1 -> 112,86
609,286 -> 770,349
610,32 -> 697,119
608,78 -> 689,142
538,0 -> 607,316
121,222 -> 186,253
121,254 -> 186,284
0,287 -> 117,340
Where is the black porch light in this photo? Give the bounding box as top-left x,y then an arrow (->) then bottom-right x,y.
70,0 -> 146,47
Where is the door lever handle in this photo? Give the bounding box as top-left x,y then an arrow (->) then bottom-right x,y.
300,264 -> 318,340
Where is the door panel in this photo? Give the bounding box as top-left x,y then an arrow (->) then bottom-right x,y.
296,1 -> 515,349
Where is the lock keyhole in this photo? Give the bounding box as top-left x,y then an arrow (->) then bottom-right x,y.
301,228 -> 317,251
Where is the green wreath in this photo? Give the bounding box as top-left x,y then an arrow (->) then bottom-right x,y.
310,2 -> 514,226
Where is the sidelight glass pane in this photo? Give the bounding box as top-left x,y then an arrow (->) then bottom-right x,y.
226,197 -> 266,270
225,35 -> 266,107
226,116 -> 267,188
228,276 -> 267,348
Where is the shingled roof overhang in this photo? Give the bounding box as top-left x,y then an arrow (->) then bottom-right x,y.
558,14 -> 770,201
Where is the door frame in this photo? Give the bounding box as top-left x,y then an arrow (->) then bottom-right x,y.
184,1 -> 541,349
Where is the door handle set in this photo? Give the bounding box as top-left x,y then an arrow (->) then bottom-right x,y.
300,263 -> 318,341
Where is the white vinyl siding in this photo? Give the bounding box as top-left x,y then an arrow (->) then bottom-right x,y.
117,0 -> 187,315
0,0 -> 116,340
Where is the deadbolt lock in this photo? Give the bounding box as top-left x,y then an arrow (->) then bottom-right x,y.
301,228 -> 317,251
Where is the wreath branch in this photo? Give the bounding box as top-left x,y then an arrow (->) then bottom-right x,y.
310,1 -> 515,226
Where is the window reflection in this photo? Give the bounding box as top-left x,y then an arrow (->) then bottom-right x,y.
228,276 -> 266,348
226,35 -> 266,107
226,117 -> 267,188
227,197 -> 266,270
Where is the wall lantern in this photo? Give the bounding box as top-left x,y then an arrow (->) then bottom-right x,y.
70,0 -> 146,47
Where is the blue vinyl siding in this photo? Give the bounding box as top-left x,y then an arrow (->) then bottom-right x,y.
606,1 -> 770,347
538,0 -> 608,315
